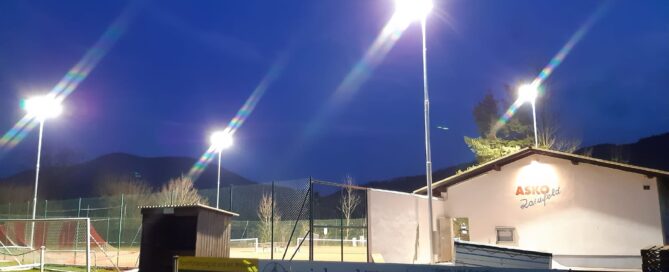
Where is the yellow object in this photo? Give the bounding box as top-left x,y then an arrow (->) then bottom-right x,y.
178,257 -> 259,272
371,253 -> 385,263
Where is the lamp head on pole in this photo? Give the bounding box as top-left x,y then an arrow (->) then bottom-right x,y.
210,130 -> 233,152
393,0 -> 433,23
22,95 -> 63,121
518,83 -> 539,105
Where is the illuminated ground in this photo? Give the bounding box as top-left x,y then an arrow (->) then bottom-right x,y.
231,245 -> 368,262
1,245 -> 368,270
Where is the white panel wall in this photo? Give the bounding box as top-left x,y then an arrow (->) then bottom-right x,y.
442,154 -> 663,268
368,189 -> 445,264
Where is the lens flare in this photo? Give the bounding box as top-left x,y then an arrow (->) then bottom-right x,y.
278,10 -> 425,171
186,58 -> 286,181
491,4 -> 608,136
0,3 -> 141,152
300,13 -> 414,145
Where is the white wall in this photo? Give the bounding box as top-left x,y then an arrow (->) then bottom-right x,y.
443,154 -> 663,268
368,189 -> 445,264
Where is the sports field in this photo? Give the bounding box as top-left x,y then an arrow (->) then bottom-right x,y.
0,260 -> 116,271
2,239 -> 368,271
230,245 -> 367,262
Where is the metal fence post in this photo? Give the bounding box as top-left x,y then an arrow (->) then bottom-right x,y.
86,218 -> 91,272
270,180 -> 275,260
75,198 -> 82,264
340,207 -> 344,262
40,246 -> 45,272
77,198 -> 82,216
229,184 -> 234,212
366,189 -> 370,263
309,177 -> 314,261
117,194 -> 124,267
44,200 -> 48,219
106,217 -> 110,246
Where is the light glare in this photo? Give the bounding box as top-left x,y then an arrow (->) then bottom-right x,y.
210,131 -> 233,151
393,0 -> 433,23
518,84 -> 538,104
23,95 -> 63,120
516,160 -> 559,188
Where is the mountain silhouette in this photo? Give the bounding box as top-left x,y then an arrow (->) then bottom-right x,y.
0,153 -> 254,200
1,132 -> 667,200
363,132 -> 669,193
575,132 -> 669,172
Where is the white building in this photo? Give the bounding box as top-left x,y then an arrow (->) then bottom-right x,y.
413,147 -> 669,269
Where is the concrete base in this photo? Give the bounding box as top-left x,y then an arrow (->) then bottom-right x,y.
553,255 -> 641,270
256,260 -> 554,272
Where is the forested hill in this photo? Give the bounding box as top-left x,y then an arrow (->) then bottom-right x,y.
0,153 -> 254,201
1,132 -> 667,199
575,132 -> 669,172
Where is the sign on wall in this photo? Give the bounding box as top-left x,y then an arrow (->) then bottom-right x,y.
515,161 -> 562,210
515,185 -> 561,209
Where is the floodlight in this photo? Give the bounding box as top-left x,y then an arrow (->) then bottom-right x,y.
518,84 -> 539,104
23,95 -> 63,120
210,130 -> 233,151
394,0 -> 434,23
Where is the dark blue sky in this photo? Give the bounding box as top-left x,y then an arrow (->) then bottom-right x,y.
1,0 -> 668,183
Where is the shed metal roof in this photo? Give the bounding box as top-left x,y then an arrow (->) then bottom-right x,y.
138,203 -> 239,217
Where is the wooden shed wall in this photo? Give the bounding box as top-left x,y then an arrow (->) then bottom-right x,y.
195,208 -> 231,257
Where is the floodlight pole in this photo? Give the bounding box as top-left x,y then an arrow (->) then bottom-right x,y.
421,18 -> 435,264
86,217 -> 91,272
216,150 -> 222,209
30,119 -> 45,249
531,100 -> 538,147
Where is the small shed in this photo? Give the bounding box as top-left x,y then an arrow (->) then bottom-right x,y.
138,204 -> 238,271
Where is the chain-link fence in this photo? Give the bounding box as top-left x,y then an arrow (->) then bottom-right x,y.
0,178 -> 370,266
311,179 -> 368,262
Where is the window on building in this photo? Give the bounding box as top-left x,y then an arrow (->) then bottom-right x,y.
496,227 -> 515,243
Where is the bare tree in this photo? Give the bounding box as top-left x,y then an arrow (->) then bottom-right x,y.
153,175 -> 206,205
95,174 -> 153,197
339,175 -> 361,239
257,192 -> 280,244
535,92 -> 581,153
537,122 -> 581,153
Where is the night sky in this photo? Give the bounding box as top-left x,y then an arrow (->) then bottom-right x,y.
0,0 -> 667,183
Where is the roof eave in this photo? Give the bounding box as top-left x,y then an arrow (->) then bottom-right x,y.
413,147 -> 669,194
